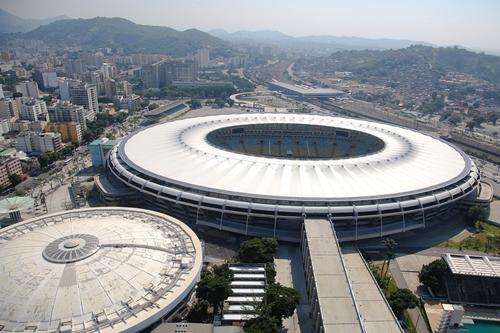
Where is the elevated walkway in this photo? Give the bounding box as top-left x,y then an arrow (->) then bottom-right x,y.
301,218 -> 402,333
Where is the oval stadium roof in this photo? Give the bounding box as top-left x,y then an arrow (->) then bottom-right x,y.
118,113 -> 470,201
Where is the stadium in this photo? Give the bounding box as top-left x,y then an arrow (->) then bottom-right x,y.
107,113 -> 480,242
0,207 -> 203,332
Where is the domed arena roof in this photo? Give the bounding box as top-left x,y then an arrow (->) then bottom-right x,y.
0,207 -> 202,332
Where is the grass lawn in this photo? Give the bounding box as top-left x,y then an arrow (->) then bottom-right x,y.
438,222 -> 500,253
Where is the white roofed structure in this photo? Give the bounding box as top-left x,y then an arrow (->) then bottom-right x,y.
0,207 -> 203,333
107,113 -> 480,242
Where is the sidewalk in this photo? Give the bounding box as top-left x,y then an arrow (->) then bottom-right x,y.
274,245 -> 312,333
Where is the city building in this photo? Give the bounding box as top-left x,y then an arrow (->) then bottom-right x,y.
119,80 -> 133,97
11,120 -> 47,133
89,137 -> 117,167
0,119 -> 11,136
0,84 -> 4,99
19,98 -> 47,121
64,58 -> 85,76
0,157 -> 23,189
45,122 -> 82,143
165,59 -> 198,84
42,71 -> 58,88
140,64 -> 157,89
48,101 -> 89,130
194,48 -> 210,68
70,83 -> 98,117
15,81 -> 40,98
103,78 -> 116,98
113,94 -> 141,112
101,62 -> 117,79
57,77 -> 80,101
106,114 -> 480,242
15,132 -> 63,155
268,80 -> 344,99
0,98 -> 19,119
171,80 -> 232,89
442,253 -> 500,305
0,207 -> 203,333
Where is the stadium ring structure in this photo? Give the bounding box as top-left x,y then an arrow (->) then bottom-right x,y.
0,207 -> 202,333
107,113 -> 480,242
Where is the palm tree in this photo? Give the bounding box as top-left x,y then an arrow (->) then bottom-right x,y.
381,238 -> 397,278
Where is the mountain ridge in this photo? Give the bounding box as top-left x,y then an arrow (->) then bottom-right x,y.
209,29 -> 434,51
1,17 -> 229,57
0,9 -> 70,33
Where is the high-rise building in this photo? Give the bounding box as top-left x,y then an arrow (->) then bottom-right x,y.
0,157 -> 23,189
71,83 -> 98,118
20,99 -> 47,122
64,58 -> 85,76
42,72 -> 58,89
15,81 -> 40,98
15,132 -> 63,154
0,119 -> 11,136
164,60 -> 198,84
120,81 -> 133,97
102,63 -> 117,79
0,99 -> 19,120
0,84 -> 4,99
104,79 -> 117,98
140,65 -> 156,89
48,101 -> 89,130
45,122 -> 82,143
194,48 -> 210,68
57,77 -> 79,101
32,70 -> 45,90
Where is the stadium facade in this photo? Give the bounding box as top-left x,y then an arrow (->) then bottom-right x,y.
106,113 -> 480,242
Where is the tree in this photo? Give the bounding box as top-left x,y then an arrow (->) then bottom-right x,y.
466,120 -> 475,131
244,311 -> 280,333
265,283 -> 300,320
388,288 -> 418,317
465,206 -> 488,226
381,238 -> 397,278
148,103 -> 159,110
8,174 -> 22,187
448,113 -> 462,125
265,263 -> 276,284
214,98 -> 225,108
186,299 -> 210,323
196,265 -> 232,313
189,99 -> 202,109
418,259 -> 448,293
238,238 -> 278,263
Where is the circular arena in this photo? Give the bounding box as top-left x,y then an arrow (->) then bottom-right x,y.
0,207 -> 202,333
107,113 -> 480,242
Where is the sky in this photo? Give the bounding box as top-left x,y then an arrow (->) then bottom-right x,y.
1,0 -> 500,52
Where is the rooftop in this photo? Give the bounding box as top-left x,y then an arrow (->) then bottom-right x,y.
0,207 -> 202,333
303,219 -> 402,333
118,113 -> 471,201
443,253 -> 500,278
269,80 -> 344,96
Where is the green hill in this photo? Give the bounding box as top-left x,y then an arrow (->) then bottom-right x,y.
310,45 -> 500,84
5,17 -> 229,56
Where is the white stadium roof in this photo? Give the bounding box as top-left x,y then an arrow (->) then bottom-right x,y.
119,113 -> 470,201
0,207 -> 202,333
